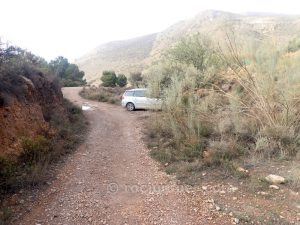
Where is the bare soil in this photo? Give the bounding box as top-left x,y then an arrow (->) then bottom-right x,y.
14,87 -> 232,225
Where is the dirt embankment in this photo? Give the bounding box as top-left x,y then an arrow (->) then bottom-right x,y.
0,73 -> 65,157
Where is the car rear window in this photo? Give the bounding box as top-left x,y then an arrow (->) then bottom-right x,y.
124,91 -> 134,96
134,90 -> 145,97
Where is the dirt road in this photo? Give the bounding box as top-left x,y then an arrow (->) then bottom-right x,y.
18,87 -> 230,225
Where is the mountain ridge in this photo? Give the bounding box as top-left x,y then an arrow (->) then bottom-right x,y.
75,10 -> 300,83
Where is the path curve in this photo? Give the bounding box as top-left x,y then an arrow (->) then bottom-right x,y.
18,87 -> 230,225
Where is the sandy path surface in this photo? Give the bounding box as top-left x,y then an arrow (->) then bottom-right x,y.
17,87 -> 230,225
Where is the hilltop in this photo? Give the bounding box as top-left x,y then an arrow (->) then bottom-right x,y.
75,10 -> 300,83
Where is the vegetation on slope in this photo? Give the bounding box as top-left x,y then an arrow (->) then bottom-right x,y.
0,100 -> 87,190
76,11 -> 300,84
0,41 -> 88,223
0,41 -> 86,93
143,32 -> 300,181
49,56 -> 86,87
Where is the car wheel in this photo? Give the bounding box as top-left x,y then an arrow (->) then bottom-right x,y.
126,102 -> 135,111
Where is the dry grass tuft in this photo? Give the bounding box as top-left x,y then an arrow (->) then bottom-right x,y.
79,86 -> 128,105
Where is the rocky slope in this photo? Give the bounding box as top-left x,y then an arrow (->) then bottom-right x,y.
75,10 -> 300,83
0,72 -> 65,157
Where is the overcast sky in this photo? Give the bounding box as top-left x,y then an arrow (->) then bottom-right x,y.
0,0 -> 298,62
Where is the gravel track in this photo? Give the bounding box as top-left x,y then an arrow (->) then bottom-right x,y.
18,87 -> 230,225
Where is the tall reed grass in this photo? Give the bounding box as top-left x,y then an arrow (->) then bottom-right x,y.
144,33 -> 300,166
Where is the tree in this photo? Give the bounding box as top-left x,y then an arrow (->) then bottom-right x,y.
166,33 -> 222,72
129,72 -> 143,87
49,56 -> 69,79
116,74 -> 127,87
101,70 -> 117,87
49,56 -> 86,87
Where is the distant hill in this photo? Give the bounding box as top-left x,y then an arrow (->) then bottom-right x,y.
75,10 -> 300,83
75,33 -> 157,84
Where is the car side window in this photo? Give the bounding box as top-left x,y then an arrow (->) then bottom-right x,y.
134,90 -> 145,97
124,91 -> 134,96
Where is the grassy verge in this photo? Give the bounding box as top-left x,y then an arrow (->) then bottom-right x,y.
0,99 -> 88,224
79,86 -> 128,105
143,113 -> 249,185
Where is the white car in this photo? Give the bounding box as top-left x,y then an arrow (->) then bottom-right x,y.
121,88 -> 162,111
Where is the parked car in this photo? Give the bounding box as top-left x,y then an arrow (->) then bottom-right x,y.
121,88 -> 162,111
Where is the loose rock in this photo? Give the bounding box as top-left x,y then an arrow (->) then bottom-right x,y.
269,185 -> 280,190
265,174 -> 285,184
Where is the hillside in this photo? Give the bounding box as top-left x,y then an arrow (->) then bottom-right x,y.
75,33 -> 157,84
150,11 -> 300,58
76,10 -> 300,83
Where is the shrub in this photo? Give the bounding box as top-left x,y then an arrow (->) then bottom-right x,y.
79,86 -> 126,105
287,38 -> 300,53
49,56 -> 86,87
150,148 -> 173,164
21,136 -> 52,165
182,141 -> 206,161
129,72 -> 143,87
101,70 -> 117,87
116,74 -> 127,87
143,31 -> 300,187
0,156 -> 16,182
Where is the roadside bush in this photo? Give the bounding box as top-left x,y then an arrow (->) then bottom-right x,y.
21,136 -> 52,165
129,72 -> 143,87
101,70 -> 117,87
144,32 -> 300,185
220,38 -> 300,158
116,74 -> 128,87
80,86 -> 127,105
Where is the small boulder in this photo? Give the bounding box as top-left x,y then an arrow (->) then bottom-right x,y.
229,186 -> 239,193
203,150 -> 211,158
265,174 -> 285,184
269,185 -> 280,190
233,218 -> 239,224
237,167 -> 249,173
202,186 -> 208,191
215,205 -> 221,211
257,191 -> 268,196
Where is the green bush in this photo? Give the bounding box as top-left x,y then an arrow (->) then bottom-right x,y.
49,56 -> 86,87
101,70 -> 117,87
116,74 -> 127,87
21,135 -> 52,165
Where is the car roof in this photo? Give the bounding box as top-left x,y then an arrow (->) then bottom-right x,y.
126,88 -> 147,91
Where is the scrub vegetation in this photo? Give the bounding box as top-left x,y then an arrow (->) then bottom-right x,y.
143,32 -> 300,180
0,41 -> 88,224
79,86 -> 127,105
